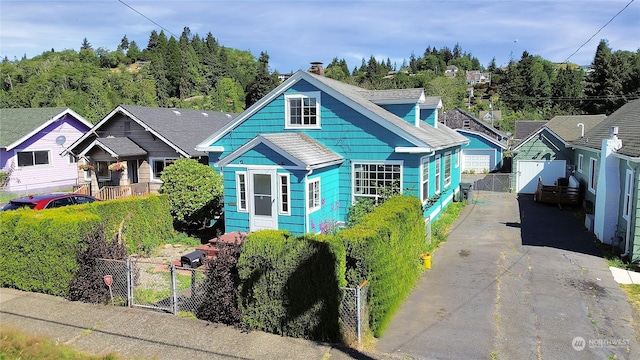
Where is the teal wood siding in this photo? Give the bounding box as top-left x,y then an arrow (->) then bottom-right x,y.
463,133 -> 504,167
279,169 -> 306,234
510,129 -> 572,190
421,148 -> 462,221
379,103 -> 417,125
420,108 -> 437,127
213,79 -> 462,234
223,167 -> 249,233
308,165 -> 341,234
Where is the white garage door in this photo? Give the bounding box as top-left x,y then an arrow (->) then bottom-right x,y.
463,150 -> 493,173
516,160 -> 566,194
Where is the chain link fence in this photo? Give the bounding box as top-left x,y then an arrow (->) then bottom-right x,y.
94,258 -> 207,315
340,280 -> 369,344
472,173 -> 513,193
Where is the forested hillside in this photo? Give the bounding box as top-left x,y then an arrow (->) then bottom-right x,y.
2,25 -> 638,135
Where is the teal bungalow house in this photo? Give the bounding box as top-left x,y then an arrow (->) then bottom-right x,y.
196,67 -> 468,235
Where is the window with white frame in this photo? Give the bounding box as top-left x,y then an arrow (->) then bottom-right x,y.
279,174 -> 290,215
577,154 -> 584,173
444,152 -> 452,187
236,172 -> 247,212
421,157 -> 430,202
588,158 -> 598,193
285,92 -> 320,128
308,178 -> 321,212
17,150 -> 49,167
455,149 -> 460,168
435,155 -> 442,193
353,162 -> 402,201
150,158 -> 177,182
624,169 -> 633,220
68,154 -> 77,164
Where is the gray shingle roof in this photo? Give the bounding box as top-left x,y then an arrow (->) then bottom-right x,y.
545,114 -> 606,143
357,88 -> 424,102
515,121 -> 547,140
0,107 -> 69,147
260,133 -> 344,168
572,99 -> 640,157
307,72 -> 468,150
120,105 -> 236,157
95,137 -> 148,157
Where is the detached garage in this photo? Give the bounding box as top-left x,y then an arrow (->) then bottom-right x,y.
457,130 -> 507,173
515,160 -> 566,193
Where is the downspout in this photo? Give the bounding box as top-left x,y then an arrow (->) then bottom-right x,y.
305,167 -> 314,233
623,159 -> 636,257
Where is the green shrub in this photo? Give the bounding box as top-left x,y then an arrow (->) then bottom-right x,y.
0,209 -> 100,296
159,158 -> 223,229
237,230 -> 345,342
339,195 -> 426,337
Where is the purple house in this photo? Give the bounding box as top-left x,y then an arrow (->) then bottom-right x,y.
0,107 -> 92,194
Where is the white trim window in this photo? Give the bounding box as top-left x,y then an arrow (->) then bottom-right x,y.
279,173 -> 290,215
353,162 -> 402,202
236,172 -> 247,212
455,149 -> 460,168
308,178 -> 321,212
444,152 -> 452,188
435,155 -> 442,194
17,150 -> 50,167
577,154 -> 584,173
421,156 -> 430,202
588,158 -> 598,194
285,92 -> 321,129
624,169 -> 633,220
68,154 -> 78,164
150,158 -> 177,182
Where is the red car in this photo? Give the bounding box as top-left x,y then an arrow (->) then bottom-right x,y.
0,193 -> 99,211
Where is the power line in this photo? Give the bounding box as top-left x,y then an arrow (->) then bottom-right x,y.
116,0 -> 179,38
563,0 -> 636,64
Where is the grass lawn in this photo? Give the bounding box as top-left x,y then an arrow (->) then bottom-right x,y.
620,284 -> 640,343
0,326 -> 121,360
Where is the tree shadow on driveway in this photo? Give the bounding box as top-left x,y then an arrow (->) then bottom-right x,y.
516,194 -> 603,257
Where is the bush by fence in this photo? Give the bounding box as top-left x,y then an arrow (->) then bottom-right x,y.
339,195 -> 427,337
0,195 -> 175,296
0,210 -> 100,296
237,230 -> 346,342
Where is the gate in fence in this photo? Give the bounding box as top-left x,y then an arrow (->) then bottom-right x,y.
340,280 -> 369,344
95,258 -> 207,315
472,174 -> 513,193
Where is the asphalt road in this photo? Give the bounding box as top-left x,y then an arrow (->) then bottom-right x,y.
376,191 -> 639,360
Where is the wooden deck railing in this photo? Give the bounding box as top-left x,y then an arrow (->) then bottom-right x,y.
73,184 -> 91,195
96,183 -> 151,201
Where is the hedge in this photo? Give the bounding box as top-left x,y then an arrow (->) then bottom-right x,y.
339,195 -> 427,337
237,230 -> 346,342
0,209 -> 100,296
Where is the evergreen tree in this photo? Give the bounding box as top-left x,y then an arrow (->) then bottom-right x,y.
244,52 -> 278,107
584,39 -> 624,114
81,38 -> 92,51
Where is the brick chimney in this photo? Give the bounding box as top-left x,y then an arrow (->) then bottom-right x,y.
309,62 -> 324,75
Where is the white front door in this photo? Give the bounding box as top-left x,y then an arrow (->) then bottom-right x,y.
249,169 -> 277,231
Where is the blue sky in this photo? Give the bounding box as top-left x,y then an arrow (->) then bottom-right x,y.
1,0 -> 639,73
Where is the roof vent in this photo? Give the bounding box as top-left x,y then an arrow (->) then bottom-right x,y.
201,112 -> 209,117
309,62 -> 324,76
225,114 -> 232,118
172,110 -> 181,116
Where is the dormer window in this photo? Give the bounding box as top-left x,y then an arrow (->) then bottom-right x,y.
463,119 -> 471,129
285,92 -> 320,128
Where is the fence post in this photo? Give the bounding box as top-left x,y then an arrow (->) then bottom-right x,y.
170,263 -> 178,315
356,285 -> 361,344
126,258 -> 132,307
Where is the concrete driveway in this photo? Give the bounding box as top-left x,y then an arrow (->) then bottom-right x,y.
376,191 -> 639,360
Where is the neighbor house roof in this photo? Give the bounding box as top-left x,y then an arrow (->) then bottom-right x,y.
571,99 -> 640,158
0,107 -> 92,150
198,70 -> 468,153
545,114 -> 606,143
68,105 -> 237,158
515,121 -> 547,140
217,132 -> 344,170
78,137 -> 148,158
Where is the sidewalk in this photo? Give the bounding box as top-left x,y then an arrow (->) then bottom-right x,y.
0,288 -> 390,360
610,266 -> 640,284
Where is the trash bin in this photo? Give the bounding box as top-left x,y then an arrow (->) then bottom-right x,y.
460,182 -> 473,204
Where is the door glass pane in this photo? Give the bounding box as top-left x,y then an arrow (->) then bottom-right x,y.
254,174 -> 272,216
